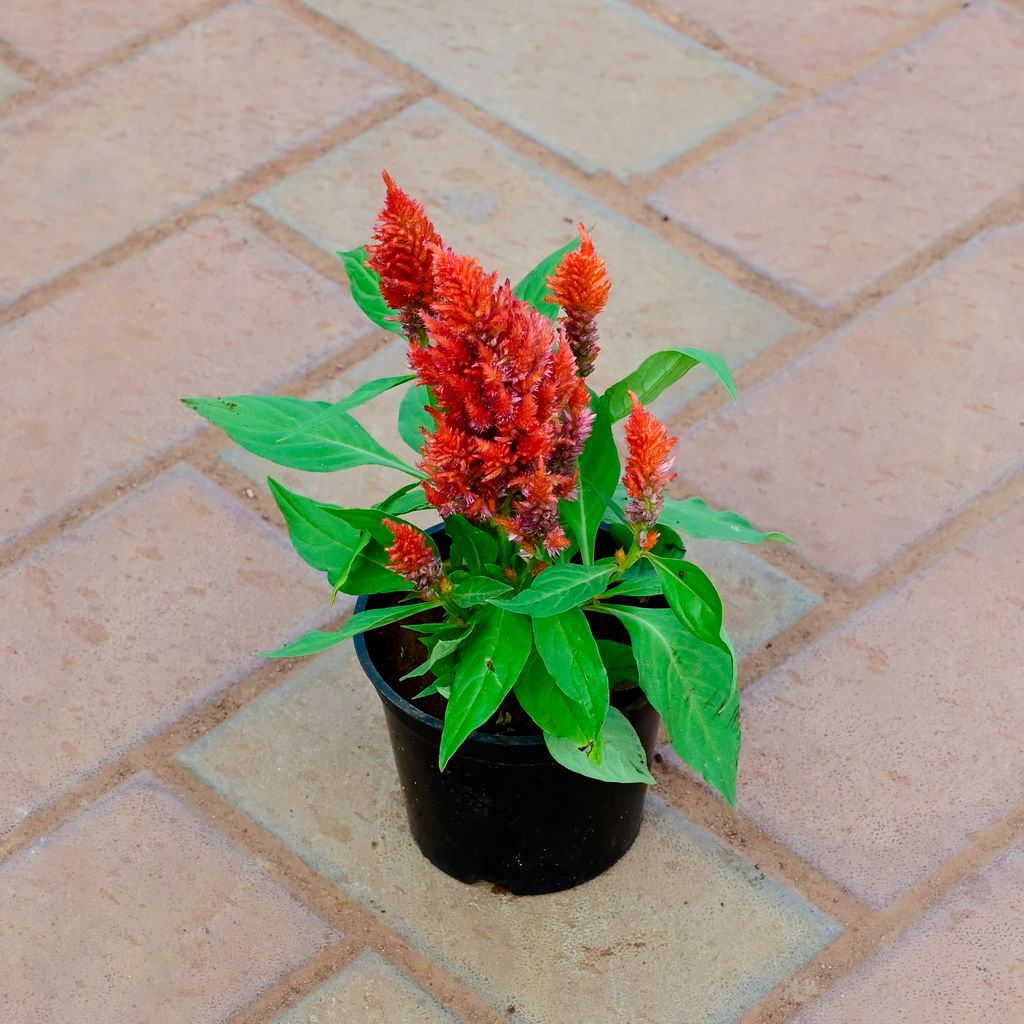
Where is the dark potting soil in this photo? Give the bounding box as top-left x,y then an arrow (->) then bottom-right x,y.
363,601 -> 649,738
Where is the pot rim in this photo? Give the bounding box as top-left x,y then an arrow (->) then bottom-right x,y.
353,590 -> 650,749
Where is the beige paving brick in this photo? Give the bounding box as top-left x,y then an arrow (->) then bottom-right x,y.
0,216 -> 368,545
0,61 -> 25,100
0,467 -> 328,833
222,338 -> 439,533
0,774 -> 336,1024
654,0 -> 948,85
736,500 -> 1024,907
182,646 -> 841,1024
796,840 -> 1024,1023
276,950 -> 459,1024
678,223 -> 1024,586
0,1 -> 398,304
652,2 -> 1024,306
297,0 -> 776,179
0,0 -> 209,75
255,99 -> 794,412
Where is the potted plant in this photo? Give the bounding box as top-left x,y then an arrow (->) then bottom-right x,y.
183,173 -> 789,895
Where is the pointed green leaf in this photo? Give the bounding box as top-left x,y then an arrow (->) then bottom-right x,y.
262,603 -> 423,658
533,609 -> 608,740
452,575 -> 512,608
337,246 -> 404,335
600,604 -> 739,805
490,563 -> 615,618
544,706 -> 656,785
377,482 -> 433,516
398,382 -> 435,454
182,395 -> 424,477
445,515 -> 499,575
267,477 -> 363,575
603,348 -> 737,422
439,607 -> 531,769
513,236 -> 582,319
660,496 -> 791,545
513,650 -> 593,745
647,554 -> 730,654
607,559 -> 662,598
596,639 -> 640,688
402,623 -> 473,680
562,398 -> 617,564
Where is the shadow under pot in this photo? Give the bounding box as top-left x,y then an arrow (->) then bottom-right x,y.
353,524 -> 660,896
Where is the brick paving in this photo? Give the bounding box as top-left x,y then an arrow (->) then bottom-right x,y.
1,0 -> 1021,1021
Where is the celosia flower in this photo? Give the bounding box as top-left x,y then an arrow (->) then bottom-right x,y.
623,391 -> 677,550
546,224 -> 610,378
384,519 -> 444,595
408,245 -> 592,557
366,171 -> 445,338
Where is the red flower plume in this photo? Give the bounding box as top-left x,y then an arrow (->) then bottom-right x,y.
366,171 -> 445,337
623,391 -> 677,549
546,224 -> 610,377
384,519 -> 443,594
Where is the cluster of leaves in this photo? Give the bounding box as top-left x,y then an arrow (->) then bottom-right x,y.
184,231 -> 788,807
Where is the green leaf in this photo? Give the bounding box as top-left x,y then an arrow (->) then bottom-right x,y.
451,575 -> 512,608
602,348 -> 737,422
607,559 -> 662,598
333,374 -> 416,413
513,650 -> 593,745
262,603 -> 423,658
647,554 -> 730,654
377,482 -> 432,516
562,398 -> 618,564
182,395 -> 424,478
490,563 -> 615,618
398,382 -> 434,454
445,515 -> 499,575
600,604 -> 739,805
533,608 -> 608,741
402,623 -> 473,680
596,639 -> 640,688
439,607 -> 532,769
513,236 -> 582,319
267,478 -> 364,576
659,496 -> 792,545
336,246 -> 404,335
544,706 -> 656,785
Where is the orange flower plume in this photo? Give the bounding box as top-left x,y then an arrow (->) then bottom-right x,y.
384,519 -> 443,594
366,170 -> 445,337
546,224 -> 610,377
623,391 -> 677,550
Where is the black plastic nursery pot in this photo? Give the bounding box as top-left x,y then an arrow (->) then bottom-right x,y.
353,574 -> 660,895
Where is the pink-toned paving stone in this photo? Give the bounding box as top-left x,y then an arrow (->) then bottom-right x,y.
651,1 -> 1024,307
0,0 -> 210,76
734,500 -> 1024,907
0,467 -> 328,834
795,839 -> 1024,1022
0,1 -> 398,305
275,950 -> 459,1024
653,0 -> 949,85
182,646 -> 841,1024
0,215 -> 369,546
0,773 -> 337,1024
0,61 -> 25,100
298,0 -> 777,179
677,223 -> 1024,587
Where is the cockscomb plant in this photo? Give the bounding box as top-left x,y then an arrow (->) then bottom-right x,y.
184,172 -> 789,806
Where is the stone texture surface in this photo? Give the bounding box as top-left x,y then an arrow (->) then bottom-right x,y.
652,2 -> 1024,306
222,339 -> 439,535
678,223 -> 1024,586
255,99 -> 794,413
796,840 -> 1024,1023
182,646 -> 841,1024
0,0 -> 209,75
0,467 -> 328,833
655,0 -> 949,85
0,1 -> 398,304
0,774 -> 337,1024
686,539 -> 819,660
736,501 -> 1024,907
297,0 -> 776,179
275,951 -> 459,1024
0,61 -> 25,100
0,215 -> 368,545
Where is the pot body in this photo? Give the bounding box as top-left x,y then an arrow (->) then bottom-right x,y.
354,594 -> 659,895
